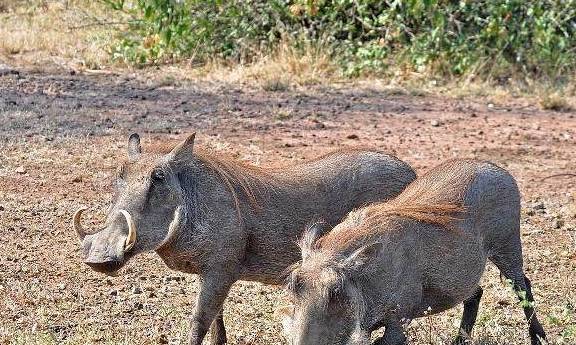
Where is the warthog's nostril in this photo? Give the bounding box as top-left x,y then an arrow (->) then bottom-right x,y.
85,260 -> 122,274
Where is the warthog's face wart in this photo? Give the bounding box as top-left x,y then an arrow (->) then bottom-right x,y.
74,133 -> 193,275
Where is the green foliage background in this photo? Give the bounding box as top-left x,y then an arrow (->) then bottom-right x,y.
105,0 -> 576,79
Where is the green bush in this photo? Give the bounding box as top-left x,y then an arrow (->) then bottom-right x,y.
106,0 -> 576,80
105,0 -> 290,65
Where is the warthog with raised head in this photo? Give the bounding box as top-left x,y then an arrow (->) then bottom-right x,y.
282,159 -> 546,345
73,133 -> 416,345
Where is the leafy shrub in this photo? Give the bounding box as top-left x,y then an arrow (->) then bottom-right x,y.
106,0 -> 576,80
105,0 -> 292,65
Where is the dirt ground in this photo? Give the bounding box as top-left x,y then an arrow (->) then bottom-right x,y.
1,67 -> 575,345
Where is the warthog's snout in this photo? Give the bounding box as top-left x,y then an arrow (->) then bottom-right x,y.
74,207 -> 138,275
85,260 -> 123,274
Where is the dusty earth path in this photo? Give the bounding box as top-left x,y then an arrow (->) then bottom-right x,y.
1,69 -> 575,344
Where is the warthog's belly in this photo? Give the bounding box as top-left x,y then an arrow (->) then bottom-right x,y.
418,285 -> 474,316
417,256 -> 486,316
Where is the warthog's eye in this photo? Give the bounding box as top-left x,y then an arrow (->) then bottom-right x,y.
151,169 -> 165,182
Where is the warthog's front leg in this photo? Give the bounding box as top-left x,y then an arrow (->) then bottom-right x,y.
452,286 -> 483,345
373,320 -> 406,345
209,309 -> 227,345
188,269 -> 238,345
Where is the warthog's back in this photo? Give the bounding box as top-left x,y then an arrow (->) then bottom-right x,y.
383,158 -> 520,226
408,159 -> 521,238
319,159 -> 520,255
270,149 -> 416,219
238,149 -> 416,283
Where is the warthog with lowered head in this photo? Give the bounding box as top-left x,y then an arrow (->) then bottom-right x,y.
282,159 -> 546,345
73,133 -> 416,345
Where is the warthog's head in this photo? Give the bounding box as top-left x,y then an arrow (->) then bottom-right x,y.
280,224 -> 382,345
73,133 -> 194,275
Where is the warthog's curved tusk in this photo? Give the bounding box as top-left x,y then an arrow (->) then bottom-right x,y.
73,207 -> 88,242
119,209 -> 137,251
157,206 -> 182,251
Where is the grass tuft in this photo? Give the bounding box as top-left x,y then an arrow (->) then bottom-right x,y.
260,77 -> 290,92
540,92 -> 573,112
202,39 -> 339,88
0,0 -> 121,70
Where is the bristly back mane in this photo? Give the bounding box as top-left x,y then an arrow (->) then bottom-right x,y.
148,142 -> 277,221
195,150 -> 277,213
193,147 -> 401,217
318,160 -> 478,251
367,202 -> 465,228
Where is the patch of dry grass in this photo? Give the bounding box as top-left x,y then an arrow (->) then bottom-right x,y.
539,92 -> 574,112
0,0 -> 120,70
202,39 -> 340,88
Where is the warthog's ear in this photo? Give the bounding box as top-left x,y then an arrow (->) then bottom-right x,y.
300,221 -> 325,261
343,242 -> 383,270
128,133 -> 141,160
169,133 -> 196,160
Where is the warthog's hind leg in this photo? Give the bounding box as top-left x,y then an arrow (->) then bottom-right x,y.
491,251 -> 546,345
452,286 -> 483,345
209,309 -> 227,345
514,275 -> 546,345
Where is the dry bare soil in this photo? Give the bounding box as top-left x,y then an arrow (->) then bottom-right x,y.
1,68 -> 575,345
